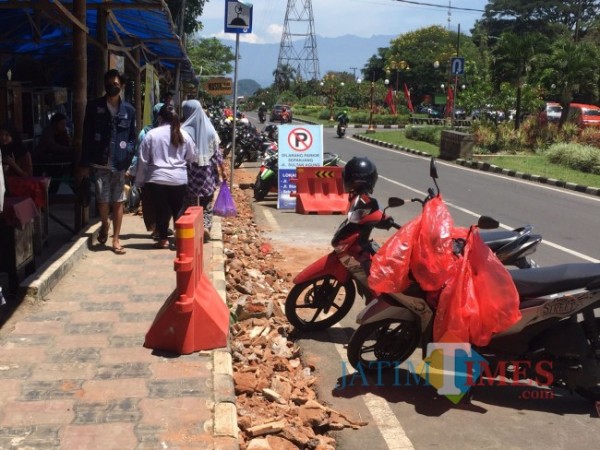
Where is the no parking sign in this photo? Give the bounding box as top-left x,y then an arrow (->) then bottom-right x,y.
278,125 -> 323,209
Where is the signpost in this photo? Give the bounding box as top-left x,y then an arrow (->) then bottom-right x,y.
205,77 -> 233,96
224,1 -> 253,187
278,125 -> 323,209
451,57 -> 465,75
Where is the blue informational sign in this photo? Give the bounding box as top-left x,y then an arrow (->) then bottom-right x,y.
451,57 -> 465,75
277,125 -> 323,209
224,0 -> 253,34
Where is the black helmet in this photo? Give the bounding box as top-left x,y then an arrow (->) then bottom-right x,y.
343,157 -> 378,193
263,124 -> 278,139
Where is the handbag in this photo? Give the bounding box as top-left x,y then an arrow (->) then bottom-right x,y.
213,181 -> 237,217
124,179 -> 141,213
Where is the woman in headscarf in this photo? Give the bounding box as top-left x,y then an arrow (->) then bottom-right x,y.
126,102 -> 163,236
181,99 -> 227,242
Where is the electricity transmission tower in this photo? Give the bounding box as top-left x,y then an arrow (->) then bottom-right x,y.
276,0 -> 320,84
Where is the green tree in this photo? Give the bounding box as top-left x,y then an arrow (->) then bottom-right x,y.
491,32 -> 547,128
361,47 -> 389,84
386,26 -> 483,107
184,37 -> 234,103
537,37 -> 600,125
167,0 -> 207,35
475,0 -> 600,40
273,64 -> 297,91
186,37 -> 235,77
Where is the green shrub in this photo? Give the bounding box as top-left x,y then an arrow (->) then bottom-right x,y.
405,125 -> 442,145
472,123 -> 498,153
557,122 -> 580,143
546,143 -> 600,174
576,127 -> 600,148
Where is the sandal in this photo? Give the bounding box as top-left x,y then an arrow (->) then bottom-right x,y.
98,224 -> 109,245
111,246 -> 127,255
153,240 -> 170,249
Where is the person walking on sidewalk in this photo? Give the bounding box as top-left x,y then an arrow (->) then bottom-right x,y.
135,104 -> 197,249
181,99 -> 227,242
81,69 -> 137,255
126,102 -> 164,238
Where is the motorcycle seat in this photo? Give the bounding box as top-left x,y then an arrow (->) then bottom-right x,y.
509,263 -> 600,298
480,227 -> 531,251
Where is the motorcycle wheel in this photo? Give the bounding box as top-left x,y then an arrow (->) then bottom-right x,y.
234,150 -> 245,168
285,277 -> 355,331
347,318 -> 419,373
575,317 -> 600,401
253,175 -> 271,201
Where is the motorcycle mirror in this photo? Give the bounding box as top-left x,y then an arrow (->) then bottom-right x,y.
477,215 -> 499,229
429,157 -> 438,179
387,197 -> 405,208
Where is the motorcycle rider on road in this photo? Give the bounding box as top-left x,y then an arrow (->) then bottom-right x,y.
258,102 -> 267,122
337,110 -> 350,127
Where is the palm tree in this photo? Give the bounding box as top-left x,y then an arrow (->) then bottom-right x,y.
273,64 -> 297,92
540,38 -> 599,127
492,32 -> 545,129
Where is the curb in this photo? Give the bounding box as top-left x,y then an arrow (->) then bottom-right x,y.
354,134 -> 600,197
207,215 -> 239,447
20,221 -> 102,303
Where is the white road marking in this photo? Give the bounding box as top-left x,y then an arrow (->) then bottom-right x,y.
261,207 -> 280,231
355,141 -> 600,203
330,324 -> 415,450
340,151 -> 600,263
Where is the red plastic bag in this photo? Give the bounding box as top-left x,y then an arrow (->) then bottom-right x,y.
410,196 -> 457,292
369,214 -> 421,294
213,181 -> 237,217
434,228 -> 521,346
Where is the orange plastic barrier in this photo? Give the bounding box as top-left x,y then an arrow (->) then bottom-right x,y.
144,207 -> 229,354
290,166 -> 348,214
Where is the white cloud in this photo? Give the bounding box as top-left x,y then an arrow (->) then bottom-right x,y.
197,0 -> 487,43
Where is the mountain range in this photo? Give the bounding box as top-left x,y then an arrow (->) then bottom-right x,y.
229,34 -> 396,88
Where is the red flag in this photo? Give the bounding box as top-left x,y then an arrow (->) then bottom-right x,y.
384,86 -> 396,114
446,86 -> 454,117
403,82 -> 414,112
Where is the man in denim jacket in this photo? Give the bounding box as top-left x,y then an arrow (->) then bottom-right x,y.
81,69 -> 136,255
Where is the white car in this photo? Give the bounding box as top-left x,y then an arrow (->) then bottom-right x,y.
544,102 -> 563,123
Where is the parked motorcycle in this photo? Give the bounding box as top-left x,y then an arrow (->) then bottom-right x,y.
254,151 -> 340,202
346,159 -> 600,402
233,124 -> 265,168
284,157 -> 542,332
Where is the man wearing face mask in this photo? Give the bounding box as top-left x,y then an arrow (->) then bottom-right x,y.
81,69 -> 136,255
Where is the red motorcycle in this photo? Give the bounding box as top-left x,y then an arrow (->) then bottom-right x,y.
285,157 -> 542,331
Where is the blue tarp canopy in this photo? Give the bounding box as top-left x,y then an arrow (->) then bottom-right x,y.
0,0 -> 194,84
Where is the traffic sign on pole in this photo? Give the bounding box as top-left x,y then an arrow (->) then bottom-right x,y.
451,57 -> 465,75
224,0 -> 253,34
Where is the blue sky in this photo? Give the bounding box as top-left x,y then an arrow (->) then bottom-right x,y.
199,0 -> 490,43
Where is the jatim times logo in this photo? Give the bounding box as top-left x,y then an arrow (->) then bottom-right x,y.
337,341 -> 554,403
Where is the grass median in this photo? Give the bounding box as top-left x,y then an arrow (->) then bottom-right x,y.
359,129 -> 600,190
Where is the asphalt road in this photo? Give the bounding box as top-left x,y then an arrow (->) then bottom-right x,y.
242,113 -> 600,450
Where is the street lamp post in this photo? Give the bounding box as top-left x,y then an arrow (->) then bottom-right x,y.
320,77 -> 344,121
386,60 -> 408,114
366,78 -> 376,134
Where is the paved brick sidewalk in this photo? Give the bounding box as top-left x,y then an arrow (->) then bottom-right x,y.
0,212 -> 238,449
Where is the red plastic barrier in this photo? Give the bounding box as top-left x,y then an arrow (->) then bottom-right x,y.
144,207 -> 229,354
290,166 -> 348,214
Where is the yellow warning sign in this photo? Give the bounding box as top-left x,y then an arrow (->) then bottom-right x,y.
315,171 -> 335,178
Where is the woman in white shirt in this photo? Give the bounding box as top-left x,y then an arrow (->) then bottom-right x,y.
135,105 -> 197,249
